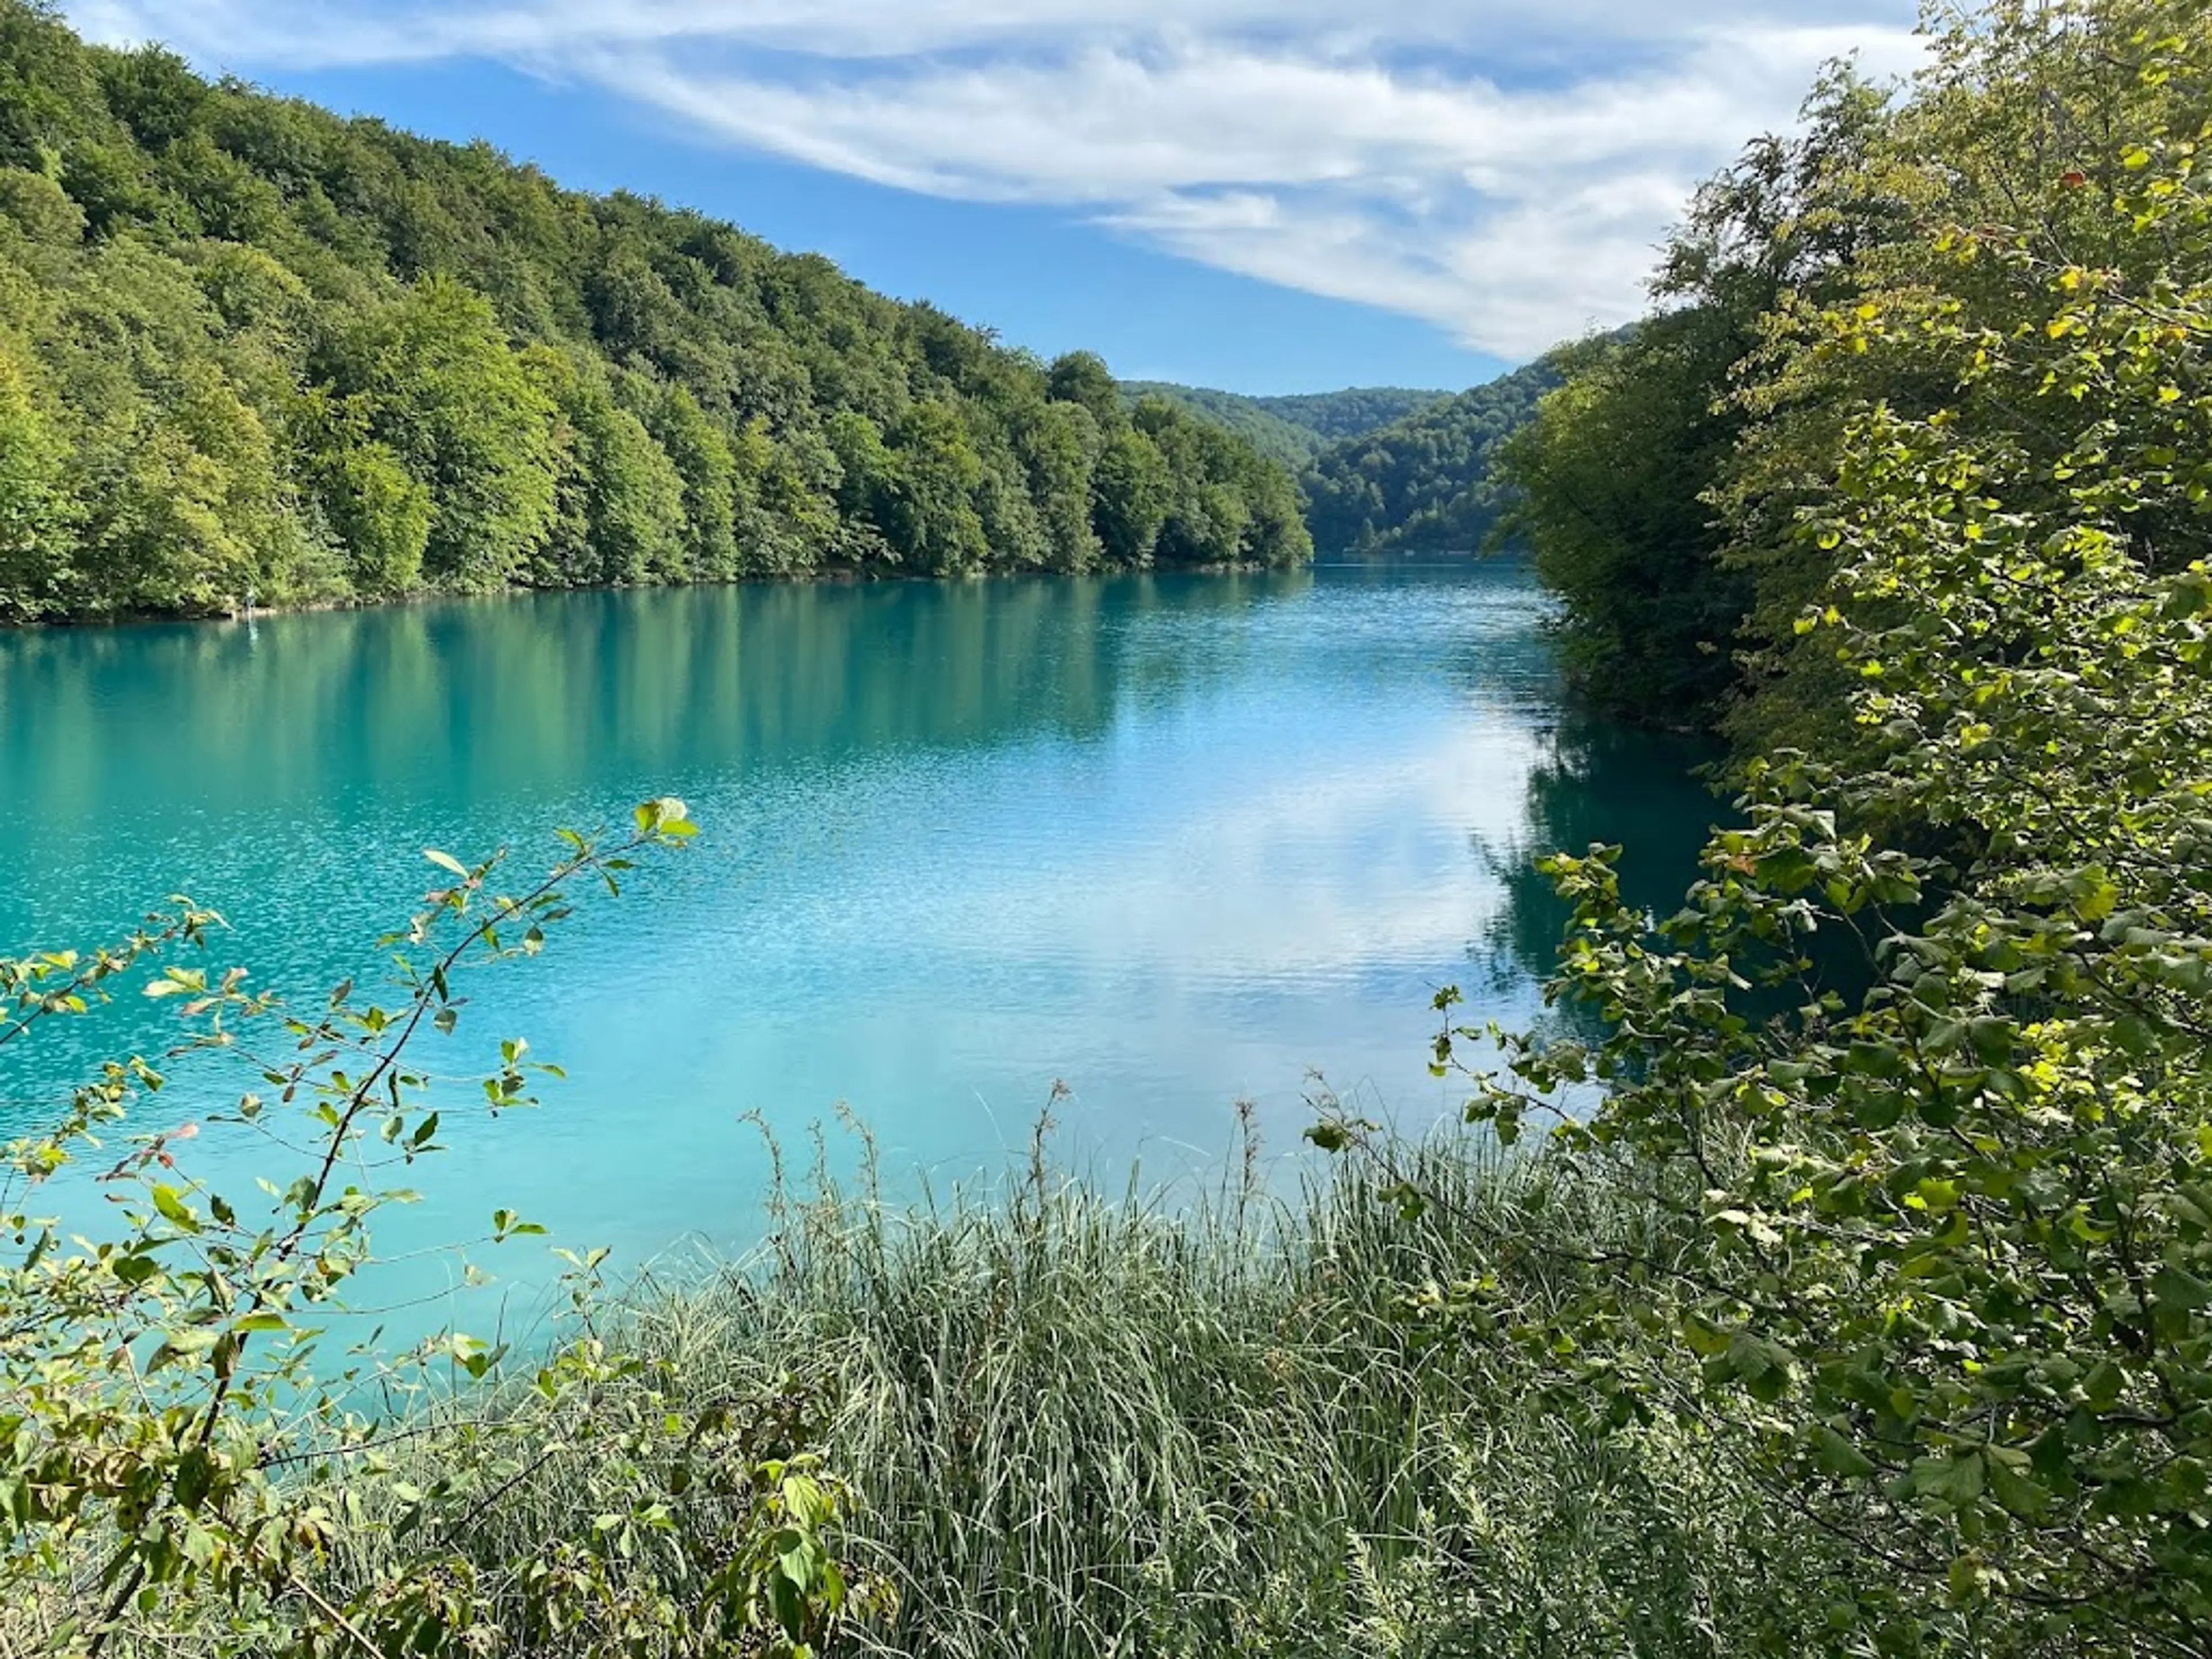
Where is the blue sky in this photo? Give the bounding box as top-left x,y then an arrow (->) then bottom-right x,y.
67,0 -> 1922,396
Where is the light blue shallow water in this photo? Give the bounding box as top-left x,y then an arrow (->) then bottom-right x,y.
0,558 -> 1711,1322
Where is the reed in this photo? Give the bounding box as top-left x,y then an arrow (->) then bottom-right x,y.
377,1116 -> 1854,1658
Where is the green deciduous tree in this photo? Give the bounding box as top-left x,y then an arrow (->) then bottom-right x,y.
329,275 -> 559,590
0,331 -> 71,616
1016,399 -> 1103,571
1497,315 -> 1753,721
883,399 -> 988,576
526,345 -> 687,588
0,0 -> 1312,620
1397,45 -> 2212,1652
1044,350 -> 1119,429
1090,425 -> 1171,567
628,374 -> 742,581
313,430 -> 430,596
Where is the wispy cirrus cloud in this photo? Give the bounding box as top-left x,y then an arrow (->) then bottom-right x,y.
66,0 -> 1924,359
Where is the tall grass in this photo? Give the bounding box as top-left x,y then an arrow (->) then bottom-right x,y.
17,1118 -> 1876,1658
389,1116 -> 1866,1659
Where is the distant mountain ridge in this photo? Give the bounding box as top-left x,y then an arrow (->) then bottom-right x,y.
1123,367 -> 1564,555
1118,381 -> 1452,468
1300,360 -> 1564,554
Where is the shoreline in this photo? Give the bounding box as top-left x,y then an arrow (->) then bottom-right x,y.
0,557 -> 1298,635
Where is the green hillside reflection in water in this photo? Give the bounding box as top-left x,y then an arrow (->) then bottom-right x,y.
0,559 -> 1717,1312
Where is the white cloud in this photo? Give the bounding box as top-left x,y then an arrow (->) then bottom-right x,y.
67,0 -> 1925,361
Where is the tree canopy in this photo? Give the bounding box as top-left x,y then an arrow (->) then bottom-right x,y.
0,1 -> 1309,623
1302,359 -> 1561,554
1117,381 -> 1450,470
1374,4 -> 2212,1650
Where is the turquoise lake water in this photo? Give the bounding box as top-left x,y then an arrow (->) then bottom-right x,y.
0,558 -> 1716,1323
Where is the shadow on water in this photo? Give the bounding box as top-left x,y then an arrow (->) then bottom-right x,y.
1475,704 -> 1886,1047
1474,712 -> 1728,1020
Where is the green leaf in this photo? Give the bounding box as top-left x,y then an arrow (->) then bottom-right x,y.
2153,1264 -> 2212,1311
1948,1553 -> 1988,1603
1987,1453 -> 2048,1517
1813,1425 -> 1877,1479
151,1184 -> 200,1234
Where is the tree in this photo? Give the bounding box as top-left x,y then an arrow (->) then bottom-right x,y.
330,275 -> 559,590
1497,68 -> 1896,736
69,355 -> 323,615
0,330 -> 72,616
1046,350 -> 1119,427
824,407 -> 900,566
0,0 -> 1312,618
313,429 -> 431,596
882,399 -> 988,576
1390,14 -> 2212,1649
1497,315 -> 1753,721
1016,399 -> 1103,571
629,374 -> 742,580
1090,425 -> 1170,566
525,344 -> 687,588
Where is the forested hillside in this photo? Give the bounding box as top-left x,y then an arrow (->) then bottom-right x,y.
1253,387 -> 1452,445
1301,359 -> 1559,552
1116,382 -> 1320,467
1119,380 -> 1448,467
0,1 -> 1308,624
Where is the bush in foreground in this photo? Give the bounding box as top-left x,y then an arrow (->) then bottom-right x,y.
2,802 -> 865,1658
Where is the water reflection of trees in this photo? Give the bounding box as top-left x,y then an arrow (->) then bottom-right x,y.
1477,711 -> 1880,1040
0,568 -> 1315,826
1475,713 -> 1726,1026
0,570 -> 1320,1132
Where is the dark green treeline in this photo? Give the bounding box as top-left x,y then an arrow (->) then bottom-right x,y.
1493,20 -> 2212,750
0,1 -> 1310,624
1115,381 -> 1452,469
1300,358 -> 1560,555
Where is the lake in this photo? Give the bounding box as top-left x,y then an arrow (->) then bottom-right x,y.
0,558 -> 1717,1318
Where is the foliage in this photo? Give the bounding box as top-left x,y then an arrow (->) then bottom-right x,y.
0,327 -> 71,594
1135,396 -> 1309,567
1302,359 -> 1560,555
1,800 -> 873,1657
1502,2 -> 2212,752
1116,382 -> 1450,470
1382,42 -> 2212,1654
1249,387 -> 1456,447
323,274 -> 562,594
0,0 -> 1308,622
1494,316 -> 1752,719
524,1112 -> 1883,1659
1493,67 -> 1895,732
1115,382 -> 1324,470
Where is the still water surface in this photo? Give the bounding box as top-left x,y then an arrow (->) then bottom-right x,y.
0,558 -> 1714,1313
